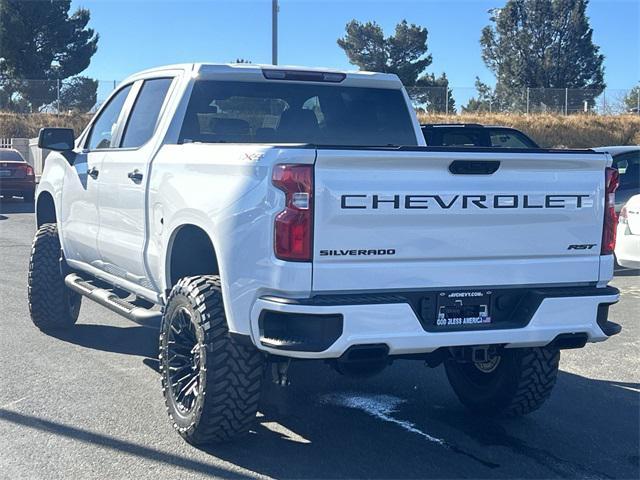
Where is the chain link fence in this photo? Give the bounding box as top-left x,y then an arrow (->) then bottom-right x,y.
0,79 -> 638,116
406,86 -> 639,116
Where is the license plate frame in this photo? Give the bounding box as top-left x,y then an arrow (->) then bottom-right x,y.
435,290 -> 493,329
0,169 -> 12,177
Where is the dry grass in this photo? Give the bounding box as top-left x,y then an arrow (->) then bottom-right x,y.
418,113 -> 640,148
0,112 -> 91,139
1,111 -> 638,148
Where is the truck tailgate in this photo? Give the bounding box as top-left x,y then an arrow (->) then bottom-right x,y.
312,149 -> 608,292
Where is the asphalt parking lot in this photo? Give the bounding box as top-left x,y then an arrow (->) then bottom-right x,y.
0,197 -> 638,480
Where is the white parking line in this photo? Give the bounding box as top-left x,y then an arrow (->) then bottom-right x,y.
321,393 -> 445,445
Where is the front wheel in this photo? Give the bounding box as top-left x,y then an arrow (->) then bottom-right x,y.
159,275 -> 264,444
28,223 -> 81,331
444,345 -> 560,417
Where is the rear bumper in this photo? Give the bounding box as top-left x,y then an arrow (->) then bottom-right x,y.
0,179 -> 35,196
615,225 -> 640,269
249,286 -> 620,359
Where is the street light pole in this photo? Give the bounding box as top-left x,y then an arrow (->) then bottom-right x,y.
272,0 -> 278,65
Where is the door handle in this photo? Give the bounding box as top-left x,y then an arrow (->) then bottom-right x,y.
449,160 -> 500,175
87,166 -> 99,180
127,169 -> 143,183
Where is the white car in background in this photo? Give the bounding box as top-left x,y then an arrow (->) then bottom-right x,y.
616,194 -> 640,269
593,146 -> 639,212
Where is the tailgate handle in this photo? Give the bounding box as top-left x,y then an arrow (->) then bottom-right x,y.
449,160 -> 500,175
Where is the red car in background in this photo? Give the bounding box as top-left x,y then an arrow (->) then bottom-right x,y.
0,149 -> 36,202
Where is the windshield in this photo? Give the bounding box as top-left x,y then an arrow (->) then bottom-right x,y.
179,80 -> 418,146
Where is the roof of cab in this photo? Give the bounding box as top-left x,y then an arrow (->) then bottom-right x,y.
122,63 -> 402,87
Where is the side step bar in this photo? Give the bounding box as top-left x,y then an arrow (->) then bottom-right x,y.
64,273 -> 162,326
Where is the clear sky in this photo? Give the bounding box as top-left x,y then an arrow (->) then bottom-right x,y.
72,0 -> 640,103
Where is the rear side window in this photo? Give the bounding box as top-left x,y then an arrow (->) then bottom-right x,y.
179,80 -> 418,146
87,85 -> 132,150
439,131 -> 485,147
614,151 -> 640,190
490,129 -> 537,148
121,78 -> 173,148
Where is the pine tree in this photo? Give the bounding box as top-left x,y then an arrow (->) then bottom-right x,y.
480,0 -> 605,111
0,0 -> 99,111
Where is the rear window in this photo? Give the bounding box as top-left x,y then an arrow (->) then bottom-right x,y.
0,149 -> 25,162
179,80 -> 418,146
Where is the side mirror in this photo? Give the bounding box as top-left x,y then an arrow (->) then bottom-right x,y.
38,128 -> 75,151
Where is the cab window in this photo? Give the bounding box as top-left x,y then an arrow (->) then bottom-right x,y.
86,85 -> 133,150
121,78 -> 173,148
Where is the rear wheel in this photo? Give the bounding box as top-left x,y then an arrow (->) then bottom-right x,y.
28,224 -> 81,331
159,275 -> 264,444
444,346 -> 560,417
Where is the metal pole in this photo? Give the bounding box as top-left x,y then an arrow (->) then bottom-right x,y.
272,0 -> 278,65
637,87 -> 639,115
445,84 -> 448,115
526,87 -> 530,114
564,87 -> 568,115
603,89 -> 606,114
57,78 -> 61,114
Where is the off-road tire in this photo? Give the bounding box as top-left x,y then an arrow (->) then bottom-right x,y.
444,346 -> 560,417
159,275 -> 264,444
28,223 -> 81,331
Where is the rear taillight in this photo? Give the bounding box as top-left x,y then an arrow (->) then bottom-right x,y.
272,164 -> 313,261
601,167 -> 619,254
18,164 -> 34,176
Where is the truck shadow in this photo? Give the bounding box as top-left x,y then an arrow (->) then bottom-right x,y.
48,324 -> 158,359
200,361 -> 639,479
615,266 -> 640,277
41,323 -> 638,478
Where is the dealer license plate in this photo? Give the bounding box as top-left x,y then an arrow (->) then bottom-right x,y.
435,290 -> 492,328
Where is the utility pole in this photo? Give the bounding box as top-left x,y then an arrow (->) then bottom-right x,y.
272,0 -> 278,65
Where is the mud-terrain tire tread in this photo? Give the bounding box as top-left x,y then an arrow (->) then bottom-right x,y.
159,275 -> 264,444
445,346 -> 560,417
28,223 -> 80,331
505,346 -> 560,416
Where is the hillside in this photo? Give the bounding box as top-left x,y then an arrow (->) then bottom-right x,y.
2,112 -> 639,148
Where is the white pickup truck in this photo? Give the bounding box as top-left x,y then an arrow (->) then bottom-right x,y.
30,63 -> 621,445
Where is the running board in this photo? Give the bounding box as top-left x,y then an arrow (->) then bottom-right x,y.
64,273 -> 162,326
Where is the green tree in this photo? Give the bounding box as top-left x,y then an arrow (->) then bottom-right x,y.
338,19 -> 454,112
623,85 -> 640,113
0,0 -> 98,111
59,76 -> 98,112
412,73 -> 456,113
480,0 -> 605,111
463,77 -> 498,112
